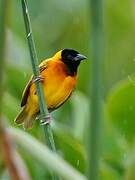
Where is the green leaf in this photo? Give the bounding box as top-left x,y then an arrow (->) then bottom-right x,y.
101,118 -> 125,176
106,74 -> 135,142
9,127 -> 86,180
100,162 -> 122,180
53,123 -> 86,173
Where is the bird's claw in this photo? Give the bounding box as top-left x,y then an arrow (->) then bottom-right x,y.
40,114 -> 52,125
33,75 -> 44,83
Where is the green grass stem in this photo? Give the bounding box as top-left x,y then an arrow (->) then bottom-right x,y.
21,0 -> 58,179
88,0 -> 104,179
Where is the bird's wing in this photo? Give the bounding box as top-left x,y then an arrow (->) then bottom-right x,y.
21,60 -> 49,107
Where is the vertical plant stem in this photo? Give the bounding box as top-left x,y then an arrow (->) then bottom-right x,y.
21,0 -> 56,151
21,1 -> 58,179
88,0 -> 104,179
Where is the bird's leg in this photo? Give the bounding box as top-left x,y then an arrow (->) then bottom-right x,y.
40,113 -> 52,125
32,75 -> 44,83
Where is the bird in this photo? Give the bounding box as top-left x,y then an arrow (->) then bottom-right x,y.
15,49 -> 86,129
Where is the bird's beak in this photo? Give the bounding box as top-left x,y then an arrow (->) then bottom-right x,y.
74,54 -> 87,61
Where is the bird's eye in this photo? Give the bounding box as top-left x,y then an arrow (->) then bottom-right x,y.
67,54 -> 73,60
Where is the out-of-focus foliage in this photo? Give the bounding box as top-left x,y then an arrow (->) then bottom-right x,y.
1,0 -> 135,179
107,74 -> 135,142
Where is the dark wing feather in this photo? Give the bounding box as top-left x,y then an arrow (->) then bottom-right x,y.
21,76 -> 33,107
21,61 -> 48,107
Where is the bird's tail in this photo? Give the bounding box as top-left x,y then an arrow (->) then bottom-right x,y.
15,107 -> 36,129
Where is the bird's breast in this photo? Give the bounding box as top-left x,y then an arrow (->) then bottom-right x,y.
41,61 -> 77,109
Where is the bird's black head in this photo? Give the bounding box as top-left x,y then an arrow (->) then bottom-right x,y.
61,49 -> 86,75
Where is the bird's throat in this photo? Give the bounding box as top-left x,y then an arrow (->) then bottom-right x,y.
66,63 -> 78,76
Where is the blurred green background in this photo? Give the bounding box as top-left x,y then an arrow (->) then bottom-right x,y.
1,0 -> 135,179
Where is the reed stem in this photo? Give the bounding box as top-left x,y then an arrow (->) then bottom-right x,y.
88,0 -> 104,179
21,0 -> 58,179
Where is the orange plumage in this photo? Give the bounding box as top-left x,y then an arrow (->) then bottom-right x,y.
15,49 -> 86,129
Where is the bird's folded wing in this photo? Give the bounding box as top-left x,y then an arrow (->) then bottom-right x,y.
21,60 -> 48,107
